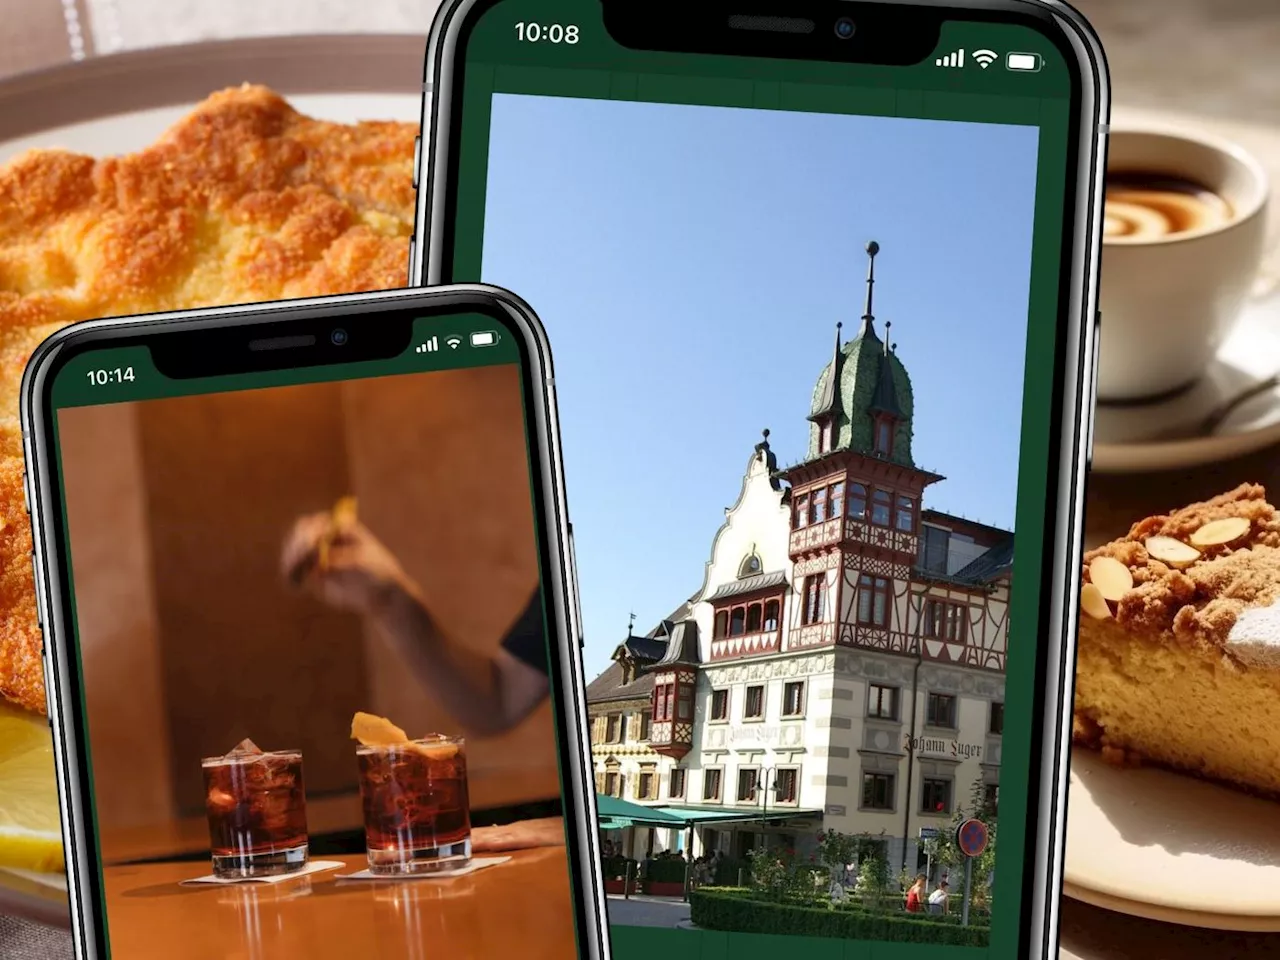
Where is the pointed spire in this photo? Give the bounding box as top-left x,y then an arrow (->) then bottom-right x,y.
858,240 -> 880,339
884,320 -> 892,356
808,322 -> 844,420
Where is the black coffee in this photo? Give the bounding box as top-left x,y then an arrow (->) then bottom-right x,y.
1104,173 -> 1233,239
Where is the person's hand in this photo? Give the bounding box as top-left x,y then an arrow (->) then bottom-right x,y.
471,816 -> 565,852
280,512 -> 410,614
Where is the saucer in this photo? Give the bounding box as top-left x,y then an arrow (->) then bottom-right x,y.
1092,285 -> 1280,472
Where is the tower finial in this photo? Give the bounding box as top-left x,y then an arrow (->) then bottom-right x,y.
762,428 -> 770,442
627,611 -> 636,637
884,320 -> 892,355
863,241 -> 879,321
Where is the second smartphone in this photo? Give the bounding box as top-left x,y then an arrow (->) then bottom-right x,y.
21,285 -> 608,960
416,1 -> 1110,958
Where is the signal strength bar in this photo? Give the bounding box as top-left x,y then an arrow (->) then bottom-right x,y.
415,336 -> 438,354
935,49 -> 964,68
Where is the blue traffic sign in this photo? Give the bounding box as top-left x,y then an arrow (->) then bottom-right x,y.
956,817 -> 989,858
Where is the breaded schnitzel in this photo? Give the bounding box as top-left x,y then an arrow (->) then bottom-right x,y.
0,85 -> 417,714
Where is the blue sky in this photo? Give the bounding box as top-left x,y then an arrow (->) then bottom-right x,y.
480,94 -> 1040,676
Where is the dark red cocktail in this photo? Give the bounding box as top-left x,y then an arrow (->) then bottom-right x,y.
356,736 -> 471,874
202,749 -> 309,878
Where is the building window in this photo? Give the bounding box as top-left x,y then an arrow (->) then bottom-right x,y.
871,489 -> 892,526
921,525 -> 950,574
927,693 -> 957,728
713,611 -> 728,638
868,684 -> 898,720
638,766 -> 657,800
763,599 -> 780,631
983,783 -> 999,815
848,483 -> 867,520
739,554 -> 762,578
924,599 -> 969,643
820,421 -> 832,453
922,778 -> 952,815
736,768 -> 759,802
810,487 -> 828,524
856,574 -> 891,627
895,495 -> 915,533
606,714 -> 621,743
702,769 -> 723,802
744,685 -> 765,720
639,711 -> 652,741
604,772 -> 619,797
794,494 -> 809,529
802,575 -> 827,625
874,419 -> 893,456
862,773 -> 895,810
710,689 -> 729,721
746,604 -> 762,632
829,481 -> 844,517
782,681 -> 805,717
990,702 -> 1004,735
677,688 -> 693,721
669,768 -> 687,799
774,767 -> 799,804
729,607 -> 746,635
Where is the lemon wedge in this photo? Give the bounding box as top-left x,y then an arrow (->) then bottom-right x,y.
0,702 -> 64,873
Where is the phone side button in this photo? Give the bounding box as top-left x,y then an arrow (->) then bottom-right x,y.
412,135 -> 422,189
22,472 -> 30,514
407,237 -> 416,281
30,554 -> 45,629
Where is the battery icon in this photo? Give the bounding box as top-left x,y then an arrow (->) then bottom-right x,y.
1006,52 -> 1042,72
470,331 -> 498,347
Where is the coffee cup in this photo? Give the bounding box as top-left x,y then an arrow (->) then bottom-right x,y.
1096,128 -> 1269,402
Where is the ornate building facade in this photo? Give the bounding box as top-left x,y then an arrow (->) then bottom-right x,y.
587,242 -> 1011,873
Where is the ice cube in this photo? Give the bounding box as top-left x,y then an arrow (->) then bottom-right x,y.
225,738 -> 264,758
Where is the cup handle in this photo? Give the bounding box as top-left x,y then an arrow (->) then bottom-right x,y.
1255,243 -> 1280,300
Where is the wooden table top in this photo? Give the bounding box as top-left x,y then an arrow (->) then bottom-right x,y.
100,848 -> 576,960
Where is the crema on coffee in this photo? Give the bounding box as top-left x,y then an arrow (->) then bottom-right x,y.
1104,173 -> 1234,240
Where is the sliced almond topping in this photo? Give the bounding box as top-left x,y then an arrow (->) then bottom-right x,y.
1188,516 -> 1250,548
1144,535 -> 1200,568
1088,556 -> 1133,602
1080,582 -> 1112,620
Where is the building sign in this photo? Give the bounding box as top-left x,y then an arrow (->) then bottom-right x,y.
903,734 -> 983,761
728,725 -> 781,745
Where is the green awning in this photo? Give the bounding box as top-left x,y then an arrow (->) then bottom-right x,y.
598,817 -> 631,830
648,805 -> 825,826
595,794 -> 685,825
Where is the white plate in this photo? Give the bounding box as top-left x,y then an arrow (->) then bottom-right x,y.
1064,750 -> 1280,931
1092,287 -> 1280,473
0,34 -> 426,929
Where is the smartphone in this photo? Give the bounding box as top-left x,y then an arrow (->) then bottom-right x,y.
20,285 -> 608,960
413,1 -> 1108,957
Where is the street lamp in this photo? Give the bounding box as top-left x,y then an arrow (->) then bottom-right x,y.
756,766 -> 780,848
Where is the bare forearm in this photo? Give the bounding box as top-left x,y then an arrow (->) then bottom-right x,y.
370,583 -> 512,735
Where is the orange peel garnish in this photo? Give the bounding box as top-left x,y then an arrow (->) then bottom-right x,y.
351,711 -> 408,746
318,496 -> 358,571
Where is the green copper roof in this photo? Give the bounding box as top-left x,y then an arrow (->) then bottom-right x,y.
806,242 -> 915,466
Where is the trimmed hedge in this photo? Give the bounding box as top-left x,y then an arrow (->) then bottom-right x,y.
689,888 -> 989,946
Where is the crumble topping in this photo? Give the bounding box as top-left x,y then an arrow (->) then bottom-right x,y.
1080,484 -> 1280,649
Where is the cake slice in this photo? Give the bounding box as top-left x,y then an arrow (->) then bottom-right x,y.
1073,483 -> 1280,796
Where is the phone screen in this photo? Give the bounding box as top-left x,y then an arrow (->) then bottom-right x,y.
36,303 -> 592,960
433,0 -> 1088,956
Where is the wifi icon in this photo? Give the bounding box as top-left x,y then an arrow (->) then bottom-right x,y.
973,49 -> 998,68
445,336 -> 463,350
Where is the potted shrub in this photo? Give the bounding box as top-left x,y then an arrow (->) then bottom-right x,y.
642,857 -> 690,896
602,855 -> 638,895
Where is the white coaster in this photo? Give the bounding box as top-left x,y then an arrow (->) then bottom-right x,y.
179,859 -> 344,886
336,855 -> 511,881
